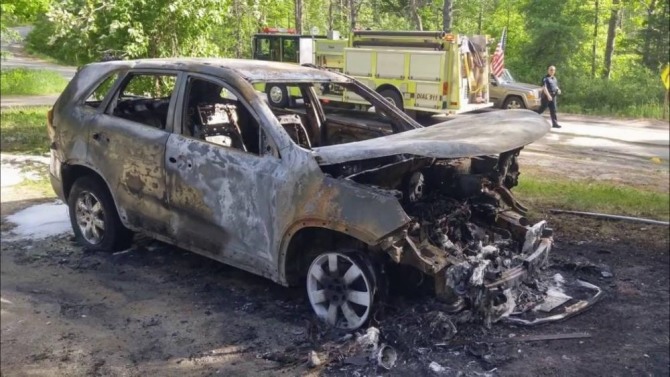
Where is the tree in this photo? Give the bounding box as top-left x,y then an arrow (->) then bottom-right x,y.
640,0 -> 669,69
2,0 -> 50,23
591,0 -> 599,78
443,0 -> 453,32
521,0 -> 591,77
35,0 -> 225,64
295,0 -> 303,33
603,0 -> 621,79
408,0 -> 423,30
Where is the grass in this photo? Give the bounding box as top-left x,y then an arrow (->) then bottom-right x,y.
516,173 -> 670,222
1,68 -> 68,96
14,173 -> 54,198
0,106 -> 50,154
561,103 -> 666,120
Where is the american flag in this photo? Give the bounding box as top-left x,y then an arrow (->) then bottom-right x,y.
491,27 -> 507,79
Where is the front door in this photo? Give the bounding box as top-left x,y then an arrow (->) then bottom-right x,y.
489,75 -> 503,106
87,71 -> 180,234
164,75 -> 287,276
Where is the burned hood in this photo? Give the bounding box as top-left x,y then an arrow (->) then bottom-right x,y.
313,110 -> 549,165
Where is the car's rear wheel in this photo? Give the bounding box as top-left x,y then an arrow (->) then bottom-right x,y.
306,251 -> 379,330
68,176 -> 133,252
503,96 -> 526,110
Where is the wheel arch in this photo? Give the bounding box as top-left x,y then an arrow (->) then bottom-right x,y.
62,163 -> 107,200
375,84 -> 403,107
503,94 -> 527,109
61,163 -> 130,229
278,222 -> 374,287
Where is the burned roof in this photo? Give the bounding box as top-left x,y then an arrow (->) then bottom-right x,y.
84,58 -> 348,83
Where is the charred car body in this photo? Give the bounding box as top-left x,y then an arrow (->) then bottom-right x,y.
48,59 -> 599,330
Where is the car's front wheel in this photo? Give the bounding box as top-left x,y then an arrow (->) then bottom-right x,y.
68,176 -> 133,251
306,251 -> 379,330
503,95 -> 526,110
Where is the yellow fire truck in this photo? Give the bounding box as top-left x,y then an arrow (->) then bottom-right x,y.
252,29 -> 492,116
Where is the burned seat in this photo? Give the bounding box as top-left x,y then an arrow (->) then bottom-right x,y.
194,103 -> 247,152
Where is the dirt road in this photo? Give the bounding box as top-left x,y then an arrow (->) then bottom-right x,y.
1,193 -> 668,376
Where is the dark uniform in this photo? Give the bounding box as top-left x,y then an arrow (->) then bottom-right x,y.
537,74 -> 560,128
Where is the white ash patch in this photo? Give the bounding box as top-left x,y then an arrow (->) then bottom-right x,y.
3,201 -> 72,241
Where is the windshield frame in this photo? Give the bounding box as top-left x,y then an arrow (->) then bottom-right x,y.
254,77 -> 422,136
499,69 -> 515,84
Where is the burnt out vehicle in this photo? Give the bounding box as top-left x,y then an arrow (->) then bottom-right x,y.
48,58 -> 600,330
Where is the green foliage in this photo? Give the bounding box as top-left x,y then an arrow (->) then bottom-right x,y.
0,106 -> 51,154
24,0 -> 668,119
28,0 -> 226,65
0,68 -> 68,95
1,2 -> 19,51
559,68 -> 665,118
1,0 -> 50,23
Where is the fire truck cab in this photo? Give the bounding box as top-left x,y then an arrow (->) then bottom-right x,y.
252,28 -> 493,116
253,27 -> 325,65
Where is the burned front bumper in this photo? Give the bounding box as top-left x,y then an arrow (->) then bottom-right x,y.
384,220 -> 601,325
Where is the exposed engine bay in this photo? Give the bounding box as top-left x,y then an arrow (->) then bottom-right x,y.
321,149 -> 602,325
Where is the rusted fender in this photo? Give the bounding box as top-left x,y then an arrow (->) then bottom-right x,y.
277,176 -> 411,285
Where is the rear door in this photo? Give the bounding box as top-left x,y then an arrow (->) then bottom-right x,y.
87,70 -> 182,234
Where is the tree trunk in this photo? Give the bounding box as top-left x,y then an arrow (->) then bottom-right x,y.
410,0 -> 423,31
642,0 -> 657,68
603,0 -> 621,79
233,0 -> 242,58
477,0 -> 483,34
349,0 -> 357,31
295,0 -> 303,34
328,0 -> 333,30
443,0 -> 453,32
591,0 -> 599,78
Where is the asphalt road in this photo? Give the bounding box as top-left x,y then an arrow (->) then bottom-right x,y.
427,110 -> 669,164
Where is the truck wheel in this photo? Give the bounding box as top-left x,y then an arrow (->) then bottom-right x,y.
377,88 -> 404,111
306,250 -> 381,330
68,176 -> 133,252
502,96 -> 526,110
266,84 -> 289,107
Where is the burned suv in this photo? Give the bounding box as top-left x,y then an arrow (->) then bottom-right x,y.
48,59 -> 595,330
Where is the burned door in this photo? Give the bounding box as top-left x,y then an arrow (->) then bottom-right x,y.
87,71 -> 180,234
164,75 -> 287,277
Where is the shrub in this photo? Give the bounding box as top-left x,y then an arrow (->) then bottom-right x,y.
0,68 -> 68,96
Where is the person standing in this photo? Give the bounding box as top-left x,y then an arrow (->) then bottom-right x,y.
537,65 -> 562,128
